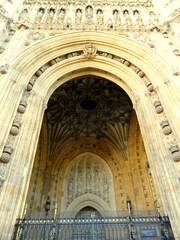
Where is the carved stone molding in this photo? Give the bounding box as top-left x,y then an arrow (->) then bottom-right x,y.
10,121 -> 21,136
35,68 -> 44,77
169,145 -> 180,162
17,101 -> 27,114
160,120 -> 172,135
0,146 -> 13,163
154,101 -> 163,114
83,43 -> 97,59
146,82 -> 154,92
27,79 -> 35,91
136,69 -> 145,78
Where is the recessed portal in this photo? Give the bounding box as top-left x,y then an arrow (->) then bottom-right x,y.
25,75 -> 156,217
21,74 -> 174,239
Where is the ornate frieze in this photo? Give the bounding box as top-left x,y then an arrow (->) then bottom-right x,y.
18,0 -> 154,32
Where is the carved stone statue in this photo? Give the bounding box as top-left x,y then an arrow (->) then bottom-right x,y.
97,9 -> 104,25
75,8 -> 82,25
46,8 -> 55,23
113,9 -> 121,27
34,8 -> 44,23
85,5 -> 93,24
57,8 -> 65,24
134,11 -> 143,25
124,10 -> 132,25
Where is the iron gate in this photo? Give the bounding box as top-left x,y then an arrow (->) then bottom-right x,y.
13,212 -> 175,240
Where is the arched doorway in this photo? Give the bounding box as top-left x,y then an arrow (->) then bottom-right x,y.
17,75 -> 173,238
74,207 -> 105,240
24,76 -> 156,217
75,206 -> 101,219
0,32 -> 179,239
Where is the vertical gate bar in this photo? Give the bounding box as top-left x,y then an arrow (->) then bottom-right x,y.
65,219 -> 67,240
22,223 -> 28,239
115,222 -> 118,240
100,219 -> 103,240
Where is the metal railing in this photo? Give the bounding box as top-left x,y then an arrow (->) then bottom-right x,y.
13,211 -> 175,240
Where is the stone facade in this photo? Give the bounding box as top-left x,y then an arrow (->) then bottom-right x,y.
0,0 -> 180,239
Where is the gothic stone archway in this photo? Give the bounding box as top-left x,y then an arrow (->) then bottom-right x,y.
0,32 -> 179,239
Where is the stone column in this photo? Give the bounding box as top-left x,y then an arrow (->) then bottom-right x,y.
0,92 -> 46,240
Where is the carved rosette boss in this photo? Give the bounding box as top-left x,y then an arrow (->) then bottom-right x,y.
83,43 -> 97,59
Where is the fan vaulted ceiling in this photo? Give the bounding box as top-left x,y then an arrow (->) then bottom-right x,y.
45,76 -> 133,160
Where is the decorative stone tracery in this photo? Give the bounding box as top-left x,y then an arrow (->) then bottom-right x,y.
61,153 -> 116,211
